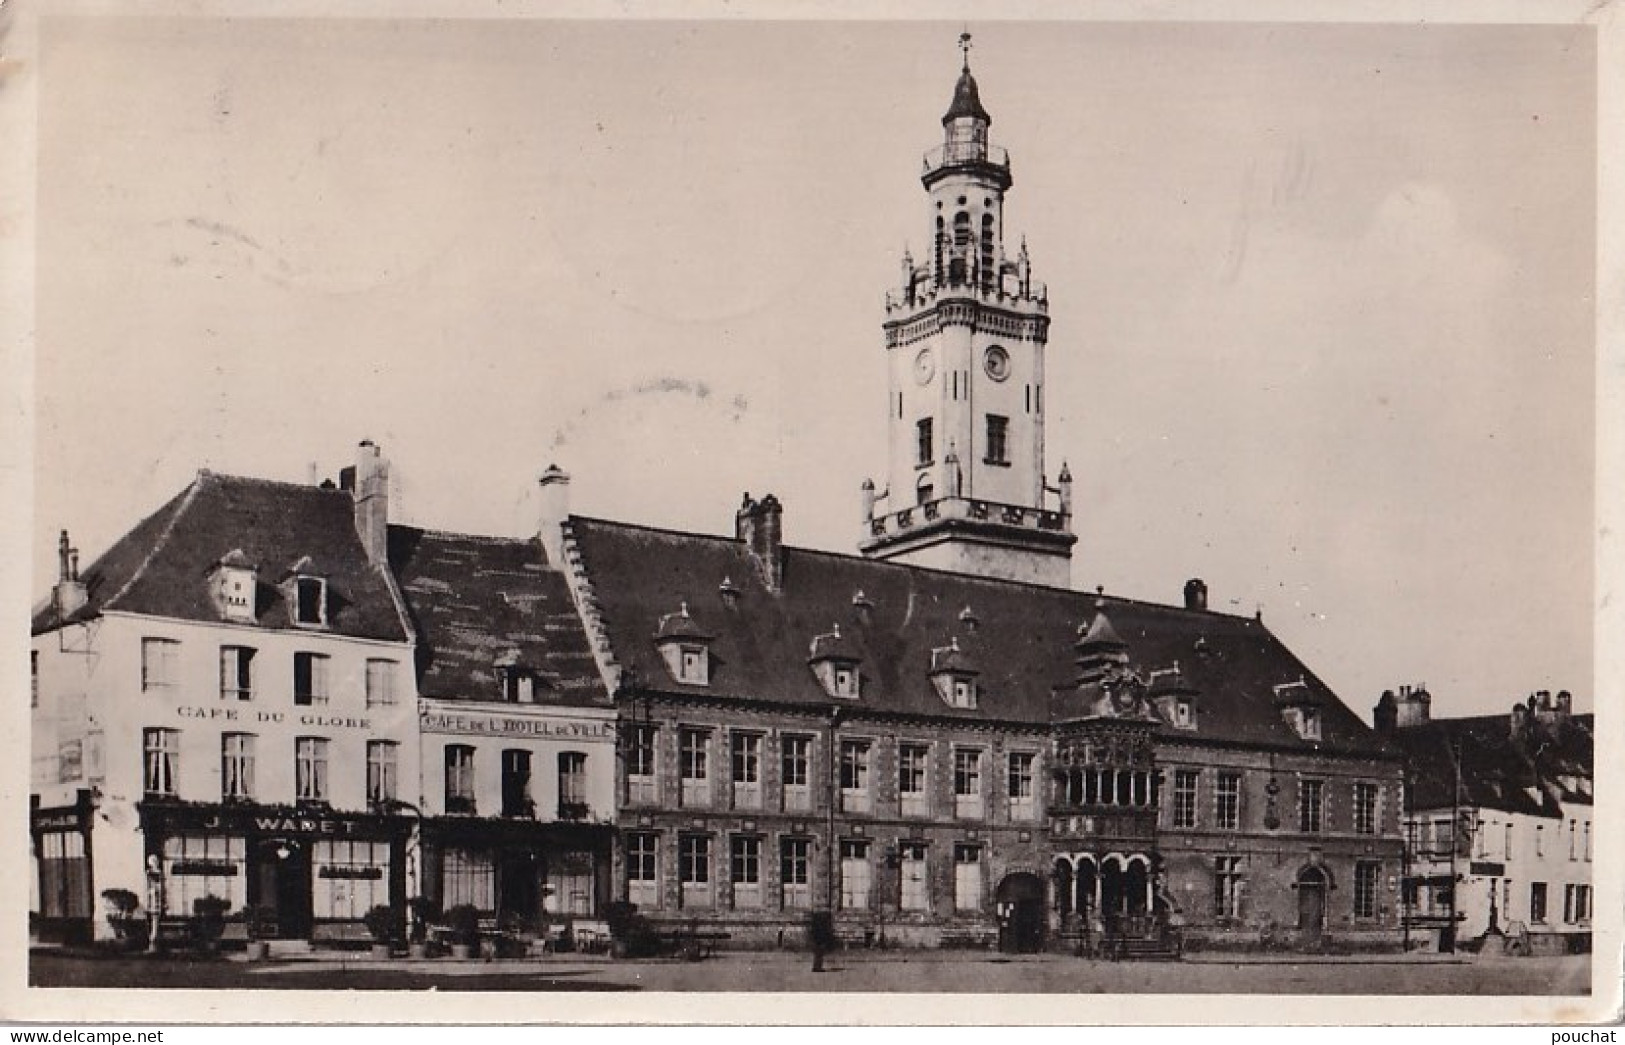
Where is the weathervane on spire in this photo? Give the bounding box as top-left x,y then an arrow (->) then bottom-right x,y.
959,30 -> 972,68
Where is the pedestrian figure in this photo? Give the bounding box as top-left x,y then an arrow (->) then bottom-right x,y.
809,911 -> 836,972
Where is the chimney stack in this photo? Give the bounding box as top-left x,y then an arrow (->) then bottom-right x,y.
735,492 -> 784,592
52,529 -> 88,618
352,440 -> 390,567
537,464 -> 571,566
1183,578 -> 1208,612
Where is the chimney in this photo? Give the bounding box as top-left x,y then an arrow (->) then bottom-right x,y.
1554,689 -> 1573,718
536,464 -> 570,566
735,492 -> 784,592
1392,683 -> 1431,727
1510,701 -> 1530,740
52,529 -> 88,619
1373,689 -> 1398,734
352,440 -> 390,567
1183,578 -> 1208,611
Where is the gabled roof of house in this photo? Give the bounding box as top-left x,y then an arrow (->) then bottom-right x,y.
388,526 -> 608,709
32,472 -> 409,642
1390,712 -> 1594,818
564,515 -> 1392,757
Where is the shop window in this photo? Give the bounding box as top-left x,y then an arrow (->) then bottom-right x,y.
557,751 -> 587,819
840,739 -> 872,813
1215,772 -> 1242,831
499,749 -> 534,819
219,646 -> 255,701
1006,752 -> 1036,820
839,840 -> 871,910
143,728 -> 180,798
442,848 -> 494,911
1353,782 -> 1379,835
953,748 -> 983,820
293,652 -> 330,706
141,638 -> 179,692
37,830 -> 91,920
679,835 -> 713,907
626,725 -> 657,805
626,832 -> 660,909
1172,769 -> 1199,829
780,838 -> 811,910
781,735 -> 812,812
444,745 -> 476,815
953,844 -> 982,912
1213,856 -> 1244,919
365,659 -> 397,707
313,839 -> 389,921
367,741 -> 397,804
899,843 -> 930,911
221,733 -> 256,802
730,836 -> 762,909
1530,882 -> 1548,924
295,737 -> 329,803
1298,778 -> 1324,834
679,729 -> 710,808
162,835 -> 246,916
899,744 -> 930,818
545,850 -> 597,917
730,734 -> 762,810
1354,861 -> 1379,919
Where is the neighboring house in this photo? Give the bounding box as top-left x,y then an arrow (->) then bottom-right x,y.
1379,686 -> 1593,954
389,519 -> 615,931
30,444 -> 421,944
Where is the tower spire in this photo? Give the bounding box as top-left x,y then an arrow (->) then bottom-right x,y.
959,30 -> 972,69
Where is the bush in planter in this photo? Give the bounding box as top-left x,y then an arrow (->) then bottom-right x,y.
604,901 -> 660,959
100,888 -> 149,951
363,905 -> 397,947
192,894 -> 232,953
445,904 -> 482,958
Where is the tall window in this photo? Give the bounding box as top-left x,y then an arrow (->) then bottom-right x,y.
442,848 -> 494,911
953,844 -> 982,912
1298,779 -> 1324,834
626,832 -> 659,909
219,646 -> 255,701
985,414 -> 1009,465
1214,856 -> 1244,919
679,729 -> 710,808
840,740 -> 872,813
1353,782 -> 1379,835
1535,824 -> 1544,857
731,733 -> 762,810
366,740 -> 397,804
627,725 -> 657,804
1172,769 -> 1199,829
780,838 -> 811,910
953,748 -> 984,819
899,842 -> 929,911
293,652 -> 330,706
1584,821 -> 1591,861
445,744 -> 476,814
1568,819 -> 1577,860
916,418 -> 934,466
295,737 -> 329,802
142,638 -> 179,691
1353,861 -> 1380,919
294,576 -> 326,625
839,840 -> 871,910
501,749 -> 533,818
899,744 -> 930,818
31,650 -> 39,707
1215,772 -> 1242,830
144,728 -> 180,797
1566,884 -> 1591,924
730,836 -> 762,909
1530,882 -> 1548,924
1007,752 -> 1035,820
557,752 -> 587,816
679,835 -> 712,906
221,733 -> 255,801
781,735 -> 812,812
365,659 -> 397,707
1505,823 -> 1515,860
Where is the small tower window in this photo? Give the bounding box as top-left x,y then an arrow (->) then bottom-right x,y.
917,418 -> 934,466
916,474 -> 935,506
985,415 -> 1009,465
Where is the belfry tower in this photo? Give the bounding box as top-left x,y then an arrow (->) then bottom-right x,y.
859,37 -> 1076,587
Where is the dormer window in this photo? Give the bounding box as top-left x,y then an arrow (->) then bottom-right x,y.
951,678 -> 974,708
1148,663 -> 1199,731
654,602 -> 714,687
294,576 -> 326,626
929,638 -> 980,710
1274,678 -> 1322,742
1298,706 -> 1322,741
1173,700 -> 1193,728
808,624 -> 862,700
494,649 -> 537,703
209,550 -> 258,624
834,666 -> 858,698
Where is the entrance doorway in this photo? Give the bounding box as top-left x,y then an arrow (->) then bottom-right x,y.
1296,866 -> 1327,944
254,839 -> 312,939
498,851 -> 542,927
996,873 -> 1046,953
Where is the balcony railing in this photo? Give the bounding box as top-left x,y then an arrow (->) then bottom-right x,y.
923,142 -> 1010,177
868,496 -> 1069,541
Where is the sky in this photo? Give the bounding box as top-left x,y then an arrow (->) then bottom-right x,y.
28,16 -> 1598,721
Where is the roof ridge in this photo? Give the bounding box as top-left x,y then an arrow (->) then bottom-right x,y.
199,470 -> 345,494
102,474 -> 208,612
392,522 -> 538,546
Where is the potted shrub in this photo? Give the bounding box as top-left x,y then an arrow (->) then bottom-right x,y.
362,904 -> 396,959
407,896 -> 434,959
101,888 -> 149,953
445,903 -> 481,960
604,901 -> 659,959
192,894 -> 231,955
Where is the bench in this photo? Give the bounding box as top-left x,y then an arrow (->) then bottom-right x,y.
656,928 -> 731,960
312,921 -> 373,947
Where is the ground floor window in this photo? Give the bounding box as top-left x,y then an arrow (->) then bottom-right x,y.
1213,856 -> 1244,919
780,838 -> 811,910
731,836 -> 762,909
545,850 -> 597,917
313,840 -> 390,921
163,834 -> 247,915
37,831 -> 91,919
1353,861 -> 1379,919
443,847 -> 495,911
679,835 -> 712,908
899,843 -> 929,912
626,833 -> 659,910
1530,882 -> 1548,924
1564,883 -> 1591,924
953,844 -> 982,913
840,840 -> 871,910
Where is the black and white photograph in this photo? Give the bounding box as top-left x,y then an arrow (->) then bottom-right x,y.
4,0 -> 1618,1028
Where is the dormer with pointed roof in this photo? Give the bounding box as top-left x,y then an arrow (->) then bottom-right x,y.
808,623 -> 862,699
654,601 -> 715,686
929,635 -> 980,709
1074,602 -> 1130,685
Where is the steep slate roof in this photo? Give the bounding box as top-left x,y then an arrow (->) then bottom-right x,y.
389,526 -> 608,709
1391,712 -> 1594,817
566,516 -> 1392,758
32,472 -> 409,642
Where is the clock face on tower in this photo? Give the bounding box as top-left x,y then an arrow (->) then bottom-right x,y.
983,345 -> 1011,381
913,348 -> 936,385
